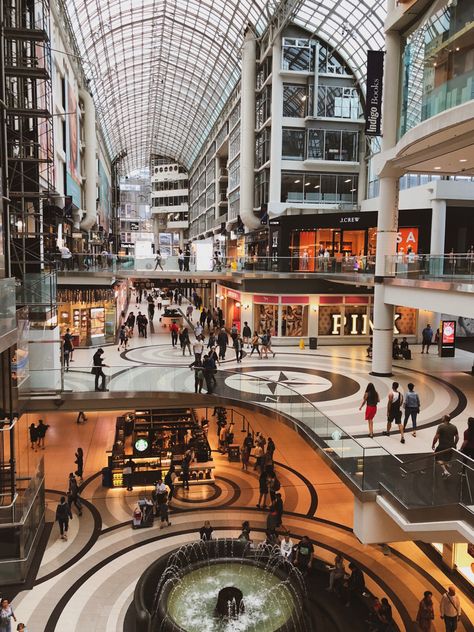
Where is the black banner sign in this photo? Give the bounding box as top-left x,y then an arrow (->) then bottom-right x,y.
365,50 -> 384,136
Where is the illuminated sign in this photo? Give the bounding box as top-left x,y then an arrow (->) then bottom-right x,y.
397,228 -> 419,253
331,312 -> 401,335
134,438 -> 149,452
440,320 -> 456,357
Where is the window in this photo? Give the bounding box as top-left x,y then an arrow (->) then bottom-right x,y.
307,130 -> 324,159
281,173 -> 304,202
228,158 -> 240,190
281,172 -> 358,204
317,86 -> 361,119
255,128 -> 270,168
254,169 -> 269,209
304,174 -> 321,202
256,85 -> 272,129
318,45 -> 350,76
283,85 -> 308,118
229,127 -> 240,161
282,128 -> 305,160
282,38 -> 314,71
229,103 -> 240,130
254,304 -> 278,336
282,305 -> 308,337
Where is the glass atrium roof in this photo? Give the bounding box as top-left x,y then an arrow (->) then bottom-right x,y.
66,0 -> 386,172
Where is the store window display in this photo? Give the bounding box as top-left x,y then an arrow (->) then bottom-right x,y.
281,305 -> 308,337
254,304 -> 278,336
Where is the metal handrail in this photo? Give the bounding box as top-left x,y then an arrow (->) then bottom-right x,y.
400,448 -> 474,474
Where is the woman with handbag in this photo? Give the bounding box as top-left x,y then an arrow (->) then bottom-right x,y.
416,591 -> 435,632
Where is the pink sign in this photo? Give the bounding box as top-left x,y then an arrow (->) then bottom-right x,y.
253,295 -> 278,304
281,296 -> 309,304
345,296 -> 369,304
319,296 -> 343,304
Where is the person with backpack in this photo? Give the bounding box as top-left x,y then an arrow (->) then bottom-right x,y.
403,382 -> 421,437
55,495 -> 73,541
384,382 -> 405,444
74,447 -> 84,481
260,332 -> 269,359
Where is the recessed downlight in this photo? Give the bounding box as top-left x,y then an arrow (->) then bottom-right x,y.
459,159 -> 468,163
433,166 -> 442,170
344,178 -> 351,182
294,179 -> 301,183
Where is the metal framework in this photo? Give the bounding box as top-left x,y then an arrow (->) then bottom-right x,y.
65,0 -> 385,172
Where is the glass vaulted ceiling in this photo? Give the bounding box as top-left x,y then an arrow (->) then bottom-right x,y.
66,0 -> 386,172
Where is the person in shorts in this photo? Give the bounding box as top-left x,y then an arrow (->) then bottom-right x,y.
384,382 -> 405,444
432,415 -> 459,478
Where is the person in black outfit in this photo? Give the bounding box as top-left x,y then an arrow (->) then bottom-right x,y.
184,247 -> 191,271
217,328 -> 229,360
344,562 -> 366,607
68,473 -> 82,516
189,357 -> 204,393
36,419 -> 49,449
199,520 -> 214,540
63,328 -> 74,362
202,354 -> 215,394
164,464 -> 176,501
74,447 -> 84,480
92,348 -> 107,391
56,495 -> 73,540
181,453 -> 191,490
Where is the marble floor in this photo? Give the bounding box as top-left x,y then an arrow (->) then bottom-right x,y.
61,297 -> 474,457
8,407 -> 474,632
7,298 -> 474,630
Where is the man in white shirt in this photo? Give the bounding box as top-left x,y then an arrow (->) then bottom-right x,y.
60,246 -> 73,270
440,586 -> 461,631
193,338 -> 204,363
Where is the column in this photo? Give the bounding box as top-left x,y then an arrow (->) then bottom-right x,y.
429,198 -> 446,282
371,30 -> 401,376
268,37 -> 283,212
239,26 -> 259,230
79,88 -> 97,231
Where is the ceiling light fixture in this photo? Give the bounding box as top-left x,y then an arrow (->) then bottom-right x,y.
305,182 -> 311,186
344,178 -> 351,183
433,166 -> 442,170
459,159 -> 467,163
314,185 -> 320,188
294,179 -> 301,183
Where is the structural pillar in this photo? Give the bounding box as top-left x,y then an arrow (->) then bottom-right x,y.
268,36 -> 283,214
239,26 -> 260,230
430,199 -> 446,255
371,30 -> 401,376
79,88 -> 97,231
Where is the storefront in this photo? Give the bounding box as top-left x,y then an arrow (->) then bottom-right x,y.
105,407 -> 214,488
58,281 -> 129,347
217,284 -> 418,345
431,543 -> 474,591
217,287 -> 242,330
269,209 -> 431,270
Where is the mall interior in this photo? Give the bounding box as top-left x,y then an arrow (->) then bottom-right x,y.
0,0 -> 474,630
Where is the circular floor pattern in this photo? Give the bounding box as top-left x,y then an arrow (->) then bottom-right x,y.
218,366 -> 360,403
122,344 -> 245,366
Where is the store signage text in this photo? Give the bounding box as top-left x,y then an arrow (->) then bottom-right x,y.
365,51 -> 385,136
339,217 -> 360,223
331,312 -> 401,335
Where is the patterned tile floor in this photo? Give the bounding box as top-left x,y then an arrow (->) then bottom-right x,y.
8,299 -> 474,630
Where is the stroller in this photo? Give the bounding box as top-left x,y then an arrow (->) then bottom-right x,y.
132,499 -> 155,529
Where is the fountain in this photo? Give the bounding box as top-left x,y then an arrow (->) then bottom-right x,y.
134,539 -> 311,632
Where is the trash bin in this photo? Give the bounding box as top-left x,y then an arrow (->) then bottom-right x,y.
102,467 -> 112,488
309,337 -> 317,350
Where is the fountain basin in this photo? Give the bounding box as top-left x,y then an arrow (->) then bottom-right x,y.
134,539 -> 309,632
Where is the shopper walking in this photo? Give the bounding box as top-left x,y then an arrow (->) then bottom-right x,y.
36,418 -> 49,449
242,321 -> 251,348
217,327 -> 229,360
241,433 -> 253,471
184,246 -> 191,271
192,337 -> 204,363
180,327 -> 192,356
126,311 -> 136,333
74,447 -> 84,481
421,323 -> 434,354
154,250 -> 164,270
266,329 -> 276,357
164,464 -> 177,502
250,332 -> 261,357
29,422 -> 38,452
359,382 -> 380,438
416,591 -> 435,632
147,300 -> 155,321
234,334 -> 243,363
256,470 -> 268,509
92,348 -> 107,391
55,495 -> 73,541
440,586 -> 461,632
63,328 -> 74,362
67,473 -> 82,516
384,382 -> 405,443
0,598 -> 17,631
118,324 -> 128,351
170,321 -> 179,347
403,382 -> 421,437
432,415 -> 459,477
460,417 -> 474,459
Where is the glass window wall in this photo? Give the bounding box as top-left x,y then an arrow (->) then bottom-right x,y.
399,0 -> 474,137
281,172 -> 358,204
282,38 -> 314,71
317,86 -> 362,119
281,305 -> 308,337
282,128 -> 305,160
283,85 -> 308,118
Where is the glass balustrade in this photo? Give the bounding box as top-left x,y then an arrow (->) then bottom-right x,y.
54,253 -> 376,275
385,254 -> 474,282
